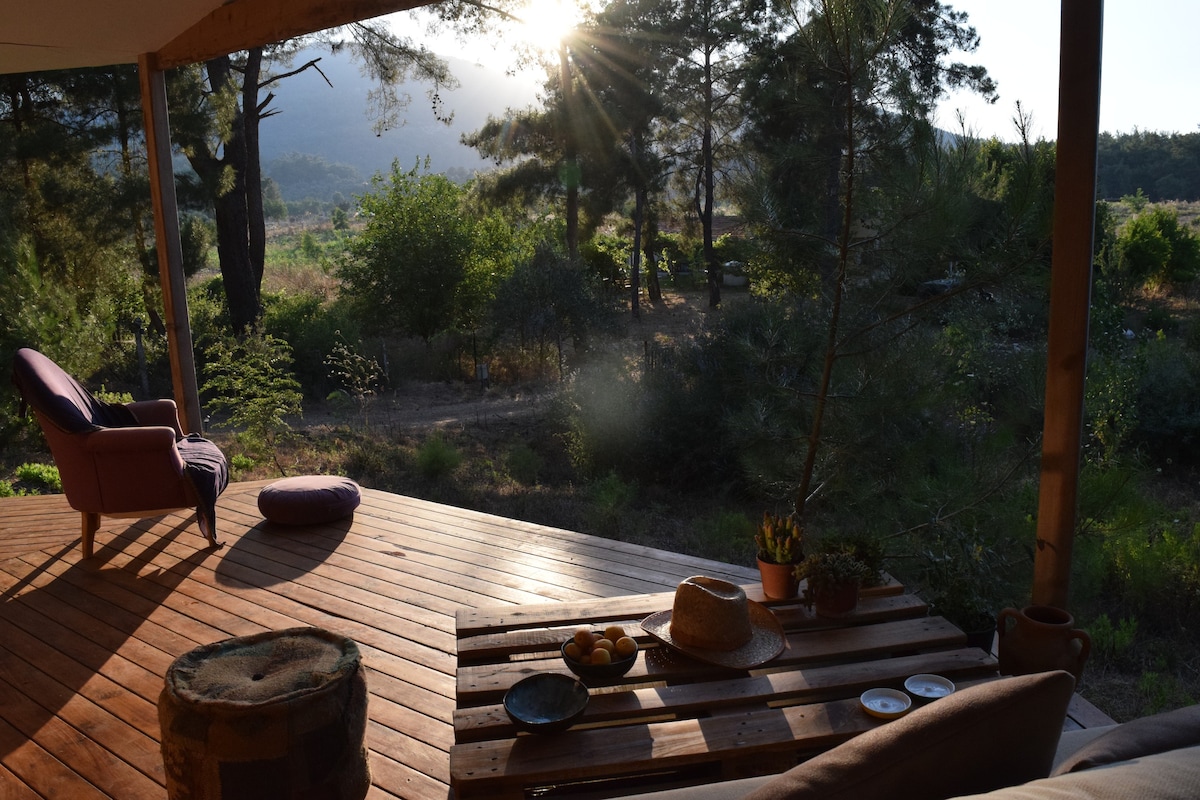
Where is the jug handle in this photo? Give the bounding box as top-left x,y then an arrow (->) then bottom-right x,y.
996,607 -> 1020,639
1069,628 -> 1092,662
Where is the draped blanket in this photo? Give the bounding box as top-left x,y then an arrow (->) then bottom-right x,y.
177,434 -> 229,542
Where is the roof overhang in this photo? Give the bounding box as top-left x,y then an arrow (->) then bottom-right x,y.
0,0 -> 436,74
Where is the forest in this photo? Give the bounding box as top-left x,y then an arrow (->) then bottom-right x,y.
3,0 -> 1200,721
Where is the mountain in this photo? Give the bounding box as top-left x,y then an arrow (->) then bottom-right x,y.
259,48 -> 541,199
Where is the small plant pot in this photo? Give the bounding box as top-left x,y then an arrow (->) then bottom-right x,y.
812,582 -> 859,618
757,558 -> 799,600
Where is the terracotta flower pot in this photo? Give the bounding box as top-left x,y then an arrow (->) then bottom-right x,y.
812,582 -> 859,618
757,558 -> 799,600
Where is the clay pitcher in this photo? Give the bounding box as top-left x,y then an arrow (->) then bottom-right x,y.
996,605 -> 1091,683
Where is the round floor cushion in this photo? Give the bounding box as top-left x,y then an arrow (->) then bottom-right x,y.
258,475 -> 361,525
158,626 -> 370,800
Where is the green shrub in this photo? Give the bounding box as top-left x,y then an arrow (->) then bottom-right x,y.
0,480 -> 23,497
16,462 -> 61,492
416,433 -> 461,480
202,332 -> 303,463
506,442 -> 543,485
589,471 -> 636,513
692,510 -> 757,564
1087,614 -> 1138,662
262,291 -> 362,397
229,453 -> 255,473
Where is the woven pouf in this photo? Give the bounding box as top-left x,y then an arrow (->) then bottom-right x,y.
158,626 -> 370,800
257,475 -> 361,526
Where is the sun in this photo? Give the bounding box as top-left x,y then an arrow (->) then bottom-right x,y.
515,0 -> 583,51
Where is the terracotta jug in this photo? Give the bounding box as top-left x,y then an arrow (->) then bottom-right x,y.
996,605 -> 1091,683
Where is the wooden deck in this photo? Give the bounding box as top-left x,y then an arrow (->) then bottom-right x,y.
0,480 -> 761,799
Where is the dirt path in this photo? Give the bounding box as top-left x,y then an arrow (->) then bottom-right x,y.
297,288 -> 745,432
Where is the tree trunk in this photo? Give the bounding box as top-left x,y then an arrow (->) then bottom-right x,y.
702,46 -> 721,309
645,203 -> 662,304
561,45 -> 579,261
631,179 -> 644,319
243,48 -> 266,292
189,55 -> 263,334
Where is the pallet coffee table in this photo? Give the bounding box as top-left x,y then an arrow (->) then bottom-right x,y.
451,579 -> 998,799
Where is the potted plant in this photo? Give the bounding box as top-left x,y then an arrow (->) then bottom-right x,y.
797,551 -> 871,618
754,511 -> 804,599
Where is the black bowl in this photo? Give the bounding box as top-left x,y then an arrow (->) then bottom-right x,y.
503,673 -> 589,734
561,637 -> 638,682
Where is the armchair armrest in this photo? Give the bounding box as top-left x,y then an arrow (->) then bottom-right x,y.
84,425 -> 180,454
126,399 -> 184,436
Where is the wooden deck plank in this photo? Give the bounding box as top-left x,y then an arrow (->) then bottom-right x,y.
0,483 -> 766,800
0,483 -> 1116,800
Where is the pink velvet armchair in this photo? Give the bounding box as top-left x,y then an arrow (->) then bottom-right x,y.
11,348 -> 228,557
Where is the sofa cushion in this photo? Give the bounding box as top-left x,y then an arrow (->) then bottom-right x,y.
1053,704 -> 1200,775
739,670 -> 1076,800
951,744 -> 1200,799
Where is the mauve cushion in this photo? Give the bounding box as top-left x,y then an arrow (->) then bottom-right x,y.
1052,704 -> 1200,776
258,475 -> 361,525
952,744 -> 1200,799
738,671 -> 1076,800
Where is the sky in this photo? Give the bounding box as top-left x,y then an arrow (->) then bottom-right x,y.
938,1 -> 1198,140
390,1 -> 1200,142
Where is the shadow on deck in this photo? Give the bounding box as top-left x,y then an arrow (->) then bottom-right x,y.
0,480 -> 759,799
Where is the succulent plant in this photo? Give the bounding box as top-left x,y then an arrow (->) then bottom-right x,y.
755,511 -> 804,565
796,551 -> 872,598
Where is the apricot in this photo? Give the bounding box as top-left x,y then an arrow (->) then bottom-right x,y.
604,625 -> 626,642
590,647 -> 612,665
593,637 -> 616,653
564,642 -> 582,660
615,636 -> 638,657
573,628 -> 594,650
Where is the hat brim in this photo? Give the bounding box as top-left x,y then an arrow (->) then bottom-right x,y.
640,599 -> 785,670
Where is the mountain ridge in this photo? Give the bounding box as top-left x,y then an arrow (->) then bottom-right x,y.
260,48 -> 541,199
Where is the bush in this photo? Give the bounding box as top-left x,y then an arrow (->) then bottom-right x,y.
262,291 -> 362,397
1116,207 -> 1200,287
202,332 -> 303,462
15,462 -> 61,493
416,433 -> 461,480
506,442 -> 543,485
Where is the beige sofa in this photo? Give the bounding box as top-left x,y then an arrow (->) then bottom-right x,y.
620,671 -> 1200,800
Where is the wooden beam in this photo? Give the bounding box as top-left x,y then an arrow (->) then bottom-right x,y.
1032,0 -> 1104,609
138,53 -> 204,434
154,0 -> 439,70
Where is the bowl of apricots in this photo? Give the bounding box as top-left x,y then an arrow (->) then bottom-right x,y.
561,625 -> 639,681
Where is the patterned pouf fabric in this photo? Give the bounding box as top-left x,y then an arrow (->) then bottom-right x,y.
257,475 -> 361,526
158,626 -> 370,800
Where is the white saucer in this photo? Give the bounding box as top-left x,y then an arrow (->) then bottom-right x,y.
904,673 -> 955,700
859,688 -> 912,719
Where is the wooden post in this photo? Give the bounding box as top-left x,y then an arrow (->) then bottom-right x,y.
1032,0 -> 1104,609
138,53 -> 203,434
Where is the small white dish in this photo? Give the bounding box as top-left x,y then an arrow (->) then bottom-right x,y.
859,688 -> 912,719
905,673 -> 956,700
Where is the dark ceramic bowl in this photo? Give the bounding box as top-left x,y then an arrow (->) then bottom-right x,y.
503,673 -> 589,734
561,636 -> 638,682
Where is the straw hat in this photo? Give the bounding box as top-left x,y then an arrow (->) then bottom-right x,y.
641,576 -> 785,669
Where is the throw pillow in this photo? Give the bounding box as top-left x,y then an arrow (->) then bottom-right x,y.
952,743 -> 1200,800
1053,704 -> 1200,775
739,670 -> 1076,800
